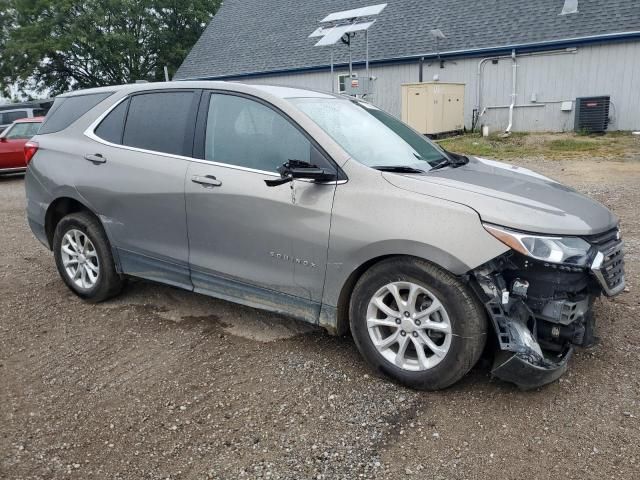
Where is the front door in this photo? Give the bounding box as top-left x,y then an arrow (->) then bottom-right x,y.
185,92 -> 338,322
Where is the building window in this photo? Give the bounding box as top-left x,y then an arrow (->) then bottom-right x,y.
338,74 -> 351,93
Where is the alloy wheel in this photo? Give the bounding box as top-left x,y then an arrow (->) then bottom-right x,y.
60,229 -> 100,290
366,281 -> 452,371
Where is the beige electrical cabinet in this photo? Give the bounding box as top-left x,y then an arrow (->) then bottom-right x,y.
401,82 -> 465,135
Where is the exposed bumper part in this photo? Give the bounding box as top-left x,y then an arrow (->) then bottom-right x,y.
491,348 -> 572,390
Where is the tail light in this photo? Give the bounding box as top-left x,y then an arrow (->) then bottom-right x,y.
24,141 -> 39,164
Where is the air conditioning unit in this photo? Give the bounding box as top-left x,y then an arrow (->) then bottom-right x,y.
574,96 -> 610,133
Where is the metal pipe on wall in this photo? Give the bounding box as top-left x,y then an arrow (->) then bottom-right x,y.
504,49 -> 517,135
330,49 -> 335,93
365,30 -> 370,79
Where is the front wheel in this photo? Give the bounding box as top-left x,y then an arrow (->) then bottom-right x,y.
52,211 -> 124,302
349,257 -> 487,390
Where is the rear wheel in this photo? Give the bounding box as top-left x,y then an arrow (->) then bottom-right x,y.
349,257 -> 487,390
53,211 -> 124,302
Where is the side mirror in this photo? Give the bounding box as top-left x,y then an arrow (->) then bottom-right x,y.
265,159 -> 337,187
0,138 -> 7,143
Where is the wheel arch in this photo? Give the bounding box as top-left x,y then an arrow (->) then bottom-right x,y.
330,247 -> 473,336
45,197 -> 103,250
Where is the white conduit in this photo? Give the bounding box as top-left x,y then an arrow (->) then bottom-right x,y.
475,48 -> 577,133
504,49 -> 517,135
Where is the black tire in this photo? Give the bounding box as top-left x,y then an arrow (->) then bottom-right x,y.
349,257 -> 487,390
52,211 -> 124,302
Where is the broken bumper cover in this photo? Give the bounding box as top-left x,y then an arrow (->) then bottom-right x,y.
474,226 -> 625,390
491,348 -> 573,390
485,303 -> 574,389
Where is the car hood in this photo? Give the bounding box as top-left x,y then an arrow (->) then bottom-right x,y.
382,157 -> 617,235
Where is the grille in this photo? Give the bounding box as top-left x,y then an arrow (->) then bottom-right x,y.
586,228 -> 625,295
585,227 -> 619,250
574,96 -> 610,133
600,245 -> 625,291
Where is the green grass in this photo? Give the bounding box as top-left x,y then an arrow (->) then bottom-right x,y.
437,133 -> 534,160
547,139 -> 594,151
436,131 -> 639,161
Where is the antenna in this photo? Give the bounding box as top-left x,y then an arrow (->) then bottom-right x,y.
309,3 -> 387,96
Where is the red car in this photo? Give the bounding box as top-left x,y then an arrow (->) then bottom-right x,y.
0,117 -> 44,174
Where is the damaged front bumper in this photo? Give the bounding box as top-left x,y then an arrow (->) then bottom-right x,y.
491,348 -> 572,390
472,227 -> 625,389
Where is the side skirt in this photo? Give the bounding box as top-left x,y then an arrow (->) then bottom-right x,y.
117,248 -> 193,290
191,268 -> 321,325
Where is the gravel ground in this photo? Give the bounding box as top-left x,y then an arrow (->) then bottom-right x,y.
1,156 -> 639,479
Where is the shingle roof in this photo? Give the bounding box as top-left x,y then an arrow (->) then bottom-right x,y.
175,0 -> 640,80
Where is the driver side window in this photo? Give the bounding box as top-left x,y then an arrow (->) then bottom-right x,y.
205,94 -> 311,172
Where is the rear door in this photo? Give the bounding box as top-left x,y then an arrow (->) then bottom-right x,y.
81,89 -> 200,288
184,92 -> 338,321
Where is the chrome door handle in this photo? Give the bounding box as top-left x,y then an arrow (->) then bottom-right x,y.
84,153 -> 107,164
191,175 -> 222,187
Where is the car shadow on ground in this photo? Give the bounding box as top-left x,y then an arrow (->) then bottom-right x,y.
0,173 -> 25,183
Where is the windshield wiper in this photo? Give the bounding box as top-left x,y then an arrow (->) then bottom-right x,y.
429,150 -> 470,171
444,150 -> 470,165
429,158 -> 453,171
372,165 -> 426,174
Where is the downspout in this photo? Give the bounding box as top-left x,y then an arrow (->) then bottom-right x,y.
504,49 -> 517,136
474,57 -> 492,131
419,57 -> 424,82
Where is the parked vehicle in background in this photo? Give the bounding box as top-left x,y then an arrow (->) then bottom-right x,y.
0,117 -> 44,174
24,82 -> 625,390
0,107 -> 48,133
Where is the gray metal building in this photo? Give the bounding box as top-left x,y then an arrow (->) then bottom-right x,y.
175,0 -> 640,132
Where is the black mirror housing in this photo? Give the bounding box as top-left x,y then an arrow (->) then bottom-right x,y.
265,159 -> 337,187
288,167 -> 336,182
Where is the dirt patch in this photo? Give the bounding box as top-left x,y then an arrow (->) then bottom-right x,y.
1,153 -> 639,480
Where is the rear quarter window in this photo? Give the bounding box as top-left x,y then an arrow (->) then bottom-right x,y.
39,92 -> 113,134
94,99 -> 129,144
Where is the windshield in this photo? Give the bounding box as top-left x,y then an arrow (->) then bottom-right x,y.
290,97 -> 448,169
3,122 -> 41,140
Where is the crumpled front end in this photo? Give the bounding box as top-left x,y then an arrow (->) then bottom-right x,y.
471,227 -> 625,389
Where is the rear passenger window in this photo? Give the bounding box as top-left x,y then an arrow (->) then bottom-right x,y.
39,92 -> 113,134
122,92 -> 195,156
95,100 -> 128,144
205,94 -> 311,172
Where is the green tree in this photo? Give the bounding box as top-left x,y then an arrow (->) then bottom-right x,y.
0,0 -> 220,96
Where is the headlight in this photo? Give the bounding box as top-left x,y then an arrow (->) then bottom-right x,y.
483,224 -> 592,266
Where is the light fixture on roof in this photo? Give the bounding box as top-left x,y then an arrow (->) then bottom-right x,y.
309,3 -> 387,96
428,28 -> 448,69
560,0 -> 578,15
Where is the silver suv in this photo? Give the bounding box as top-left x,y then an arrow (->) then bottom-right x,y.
25,82 -> 625,390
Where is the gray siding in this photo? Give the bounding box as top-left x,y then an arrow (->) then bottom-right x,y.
241,40 -> 640,132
